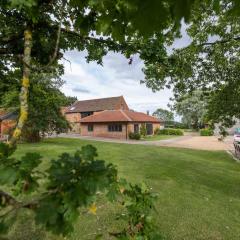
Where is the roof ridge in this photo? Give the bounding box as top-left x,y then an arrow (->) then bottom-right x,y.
75,96 -> 122,102
120,110 -> 132,121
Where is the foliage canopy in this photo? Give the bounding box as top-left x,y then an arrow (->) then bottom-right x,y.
142,1 -> 240,127
153,108 -> 174,122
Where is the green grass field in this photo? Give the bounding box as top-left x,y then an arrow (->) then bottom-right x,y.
8,138 -> 240,240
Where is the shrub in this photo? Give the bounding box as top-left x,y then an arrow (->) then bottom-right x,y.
140,124 -> 147,137
219,126 -> 228,140
200,128 -> 214,136
155,128 -> 184,136
164,121 -> 189,129
129,132 -> 141,140
154,127 -> 160,135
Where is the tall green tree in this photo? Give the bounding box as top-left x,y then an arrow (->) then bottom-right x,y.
153,108 -> 174,121
173,91 -> 208,129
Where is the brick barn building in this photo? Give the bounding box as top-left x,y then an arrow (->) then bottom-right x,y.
64,96 -> 161,139
64,96 -> 129,132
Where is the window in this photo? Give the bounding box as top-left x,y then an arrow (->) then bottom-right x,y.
88,124 -> 94,132
134,124 -> 139,133
108,124 -> 122,132
146,123 -> 153,135
81,112 -> 93,118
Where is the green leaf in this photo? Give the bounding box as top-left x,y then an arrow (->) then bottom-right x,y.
10,0 -> 37,8
0,166 -> 17,185
20,152 -> 42,171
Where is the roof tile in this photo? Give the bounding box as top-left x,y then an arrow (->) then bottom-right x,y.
65,96 -> 129,113
80,110 -> 160,123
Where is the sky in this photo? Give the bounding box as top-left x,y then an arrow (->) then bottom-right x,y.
61,26 -> 191,116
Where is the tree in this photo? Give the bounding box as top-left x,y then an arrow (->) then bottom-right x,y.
153,108 -> 174,121
1,70 -> 70,142
173,91 -> 208,129
141,1 -> 240,127
64,96 -> 78,106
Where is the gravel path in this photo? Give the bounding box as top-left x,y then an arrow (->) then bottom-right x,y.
55,133 -> 234,151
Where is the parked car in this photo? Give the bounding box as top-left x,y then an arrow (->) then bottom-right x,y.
234,128 -> 240,143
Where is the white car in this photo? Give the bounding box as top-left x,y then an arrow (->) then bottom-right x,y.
234,128 -> 240,143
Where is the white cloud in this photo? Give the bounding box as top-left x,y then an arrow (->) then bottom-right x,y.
61,25 -> 191,116
61,51 -> 173,115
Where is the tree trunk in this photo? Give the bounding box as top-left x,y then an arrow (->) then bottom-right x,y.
9,28 -> 32,146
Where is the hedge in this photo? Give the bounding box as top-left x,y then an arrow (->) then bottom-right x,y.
200,128 -> 214,136
129,132 -> 141,140
154,128 -> 184,136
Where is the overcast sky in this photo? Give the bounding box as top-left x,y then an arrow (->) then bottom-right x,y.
61,26 -> 191,116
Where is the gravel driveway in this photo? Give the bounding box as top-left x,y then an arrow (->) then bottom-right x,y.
56,133 -> 234,151
145,135 -> 234,151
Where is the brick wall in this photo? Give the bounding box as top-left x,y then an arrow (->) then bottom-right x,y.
65,113 -> 82,133
81,123 -> 128,139
0,120 -> 16,135
127,123 -> 160,135
65,112 -> 81,122
153,123 -> 161,133
115,97 -> 129,110
81,122 -> 160,139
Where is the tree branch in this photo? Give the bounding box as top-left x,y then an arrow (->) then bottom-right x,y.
0,188 -> 60,219
0,190 -> 18,206
44,0 -> 66,67
199,36 -> 240,46
0,33 -> 23,45
0,48 -> 22,55
60,27 -> 131,51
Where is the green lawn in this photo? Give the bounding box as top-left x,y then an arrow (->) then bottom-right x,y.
8,138 -> 240,240
142,134 -> 180,141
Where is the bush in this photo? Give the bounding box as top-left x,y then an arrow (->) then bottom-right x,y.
164,121 -> 189,129
155,128 -> 184,136
129,132 -> 141,140
140,124 -> 147,137
200,128 -> 214,136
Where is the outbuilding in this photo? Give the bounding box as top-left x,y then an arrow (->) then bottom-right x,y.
80,110 -> 160,139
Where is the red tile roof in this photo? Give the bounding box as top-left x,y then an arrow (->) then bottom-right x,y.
65,96 -> 129,113
80,110 -> 160,123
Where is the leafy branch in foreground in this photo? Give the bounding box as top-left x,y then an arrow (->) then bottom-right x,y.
0,143 -> 160,239
109,182 -> 163,240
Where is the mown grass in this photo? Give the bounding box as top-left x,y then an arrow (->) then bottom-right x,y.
8,138 -> 240,240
